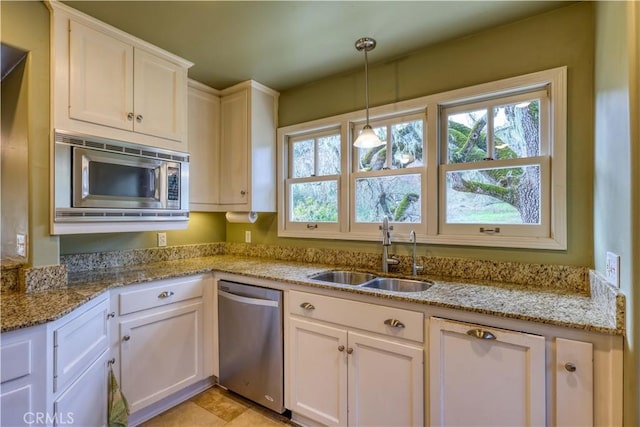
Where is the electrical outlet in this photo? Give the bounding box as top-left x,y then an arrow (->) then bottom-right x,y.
245,231 -> 252,243
157,232 -> 167,247
16,234 -> 26,257
605,251 -> 620,287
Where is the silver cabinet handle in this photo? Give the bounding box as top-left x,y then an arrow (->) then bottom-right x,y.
300,302 -> 315,310
346,348 -> 354,354
107,312 -> 115,319
127,112 -> 134,121
123,335 -> 131,341
158,291 -> 174,299
338,345 -> 345,352
565,362 -> 577,372
136,114 -> 143,123
384,319 -> 405,328
467,328 -> 497,340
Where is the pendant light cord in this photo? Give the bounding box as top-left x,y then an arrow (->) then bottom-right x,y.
364,48 -> 370,125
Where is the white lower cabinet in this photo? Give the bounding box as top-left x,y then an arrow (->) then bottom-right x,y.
429,317 -> 546,427
53,350 -> 109,427
287,291 -> 424,427
49,294 -> 111,427
347,331 -> 423,427
555,337 -> 594,426
289,318 -> 347,426
116,275 -> 208,414
120,302 -> 203,413
0,325 -> 47,427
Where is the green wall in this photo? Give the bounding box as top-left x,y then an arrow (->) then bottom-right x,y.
60,212 -> 226,255
1,1 -> 58,266
229,2 -> 596,267
594,2 -> 639,425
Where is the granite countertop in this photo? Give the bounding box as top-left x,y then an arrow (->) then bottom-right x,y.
0,254 -> 623,335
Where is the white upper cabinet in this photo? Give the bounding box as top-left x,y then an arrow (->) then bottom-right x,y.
133,49 -> 186,142
69,20 -> 134,131
218,81 -> 279,212
49,1 -> 192,152
188,80 -> 221,211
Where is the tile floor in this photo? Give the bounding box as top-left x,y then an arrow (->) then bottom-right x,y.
140,385 -> 296,427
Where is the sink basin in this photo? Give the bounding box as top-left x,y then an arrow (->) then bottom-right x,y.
309,270 -> 377,286
361,277 -> 433,293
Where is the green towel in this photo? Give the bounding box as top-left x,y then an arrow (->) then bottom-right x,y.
108,367 -> 130,427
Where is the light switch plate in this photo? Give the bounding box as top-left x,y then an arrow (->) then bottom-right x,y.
245,231 -> 252,243
605,251 -> 620,287
157,232 -> 167,247
16,234 -> 26,257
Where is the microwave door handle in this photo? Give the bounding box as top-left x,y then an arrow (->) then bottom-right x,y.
158,163 -> 167,208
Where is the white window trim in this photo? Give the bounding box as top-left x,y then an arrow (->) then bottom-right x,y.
277,66 -> 567,249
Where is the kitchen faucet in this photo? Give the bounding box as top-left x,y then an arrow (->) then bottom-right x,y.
381,217 -> 399,273
410,230 -> 424,276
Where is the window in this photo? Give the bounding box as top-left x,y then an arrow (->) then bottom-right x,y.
351,113 -> 426,234
284,128 -> 342,232
439,88 -> 551,238
277,67 -> 566,249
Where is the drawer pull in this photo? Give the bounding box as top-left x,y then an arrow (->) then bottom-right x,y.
467,328 -> 496,340
384,319 -> 405,328
107,312 -> 116,319
338,345 -> 345,352
346,348 -> 354,355
158,291 -> 175,299
565,362 -> 577,372
123,335 -> 131,341
300,302 -> 315,310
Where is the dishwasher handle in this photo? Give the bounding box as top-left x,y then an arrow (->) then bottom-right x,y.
218,289 -> 279,307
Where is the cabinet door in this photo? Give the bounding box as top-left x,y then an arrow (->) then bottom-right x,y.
69,20 -> 134,131
188,84 -> 220,210
54,350 -> 109,427
53,297 -> 110,393
429,317 -> 546,427
347,331 -> 423,427
0,326 -> 47,427
288,318 -> 347,427
133,49 -> 187,144
555,337 -> 593,426
120,302 -> 203,413
219,89 -> 249,205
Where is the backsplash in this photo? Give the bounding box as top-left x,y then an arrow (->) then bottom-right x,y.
59,242 -> 590,294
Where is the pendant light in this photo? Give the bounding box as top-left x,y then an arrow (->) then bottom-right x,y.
353,37 -> 385,148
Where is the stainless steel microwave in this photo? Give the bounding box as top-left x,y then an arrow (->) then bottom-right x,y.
53,130 -> 189,223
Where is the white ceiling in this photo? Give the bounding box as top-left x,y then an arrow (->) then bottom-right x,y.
62,1 -> 573,91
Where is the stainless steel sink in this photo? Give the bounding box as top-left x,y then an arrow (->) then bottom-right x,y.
309,270 -> 377,286
361,277 -> 433,292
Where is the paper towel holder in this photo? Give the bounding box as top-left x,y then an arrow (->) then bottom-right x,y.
225,211 -> 258,223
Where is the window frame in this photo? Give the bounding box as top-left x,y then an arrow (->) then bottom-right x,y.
281,125 -> 347,234
350,111 -> 427,235
437,87 -> 552,239
277,66 -> 566,249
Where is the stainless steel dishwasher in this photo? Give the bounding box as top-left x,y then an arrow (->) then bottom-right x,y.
217,280 -> 284,413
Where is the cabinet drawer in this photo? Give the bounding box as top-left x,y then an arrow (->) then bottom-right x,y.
119,275 -> 204,315
54,297 -> 109,393
289,291 -> 423,343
